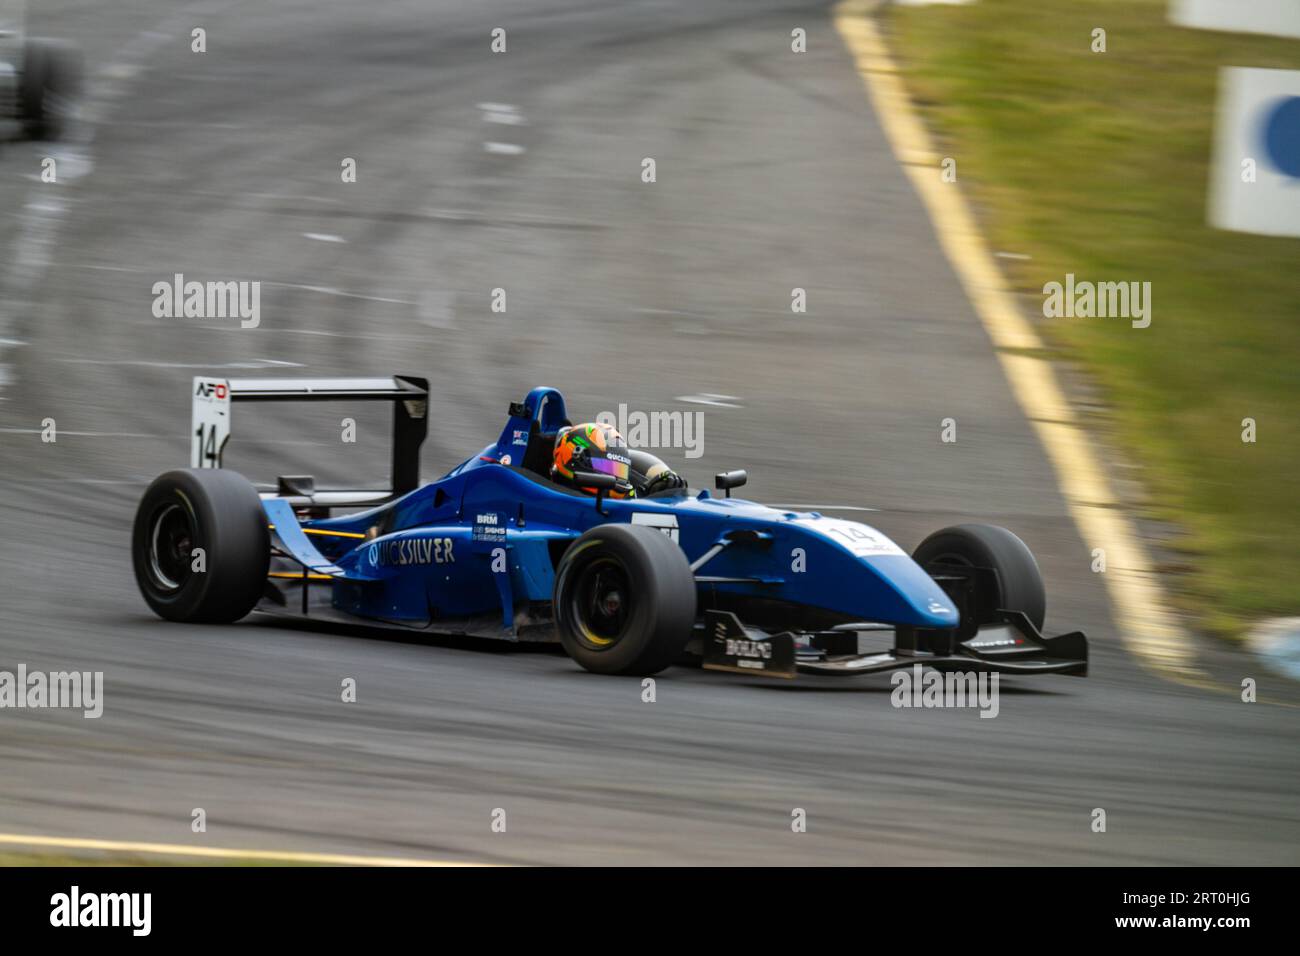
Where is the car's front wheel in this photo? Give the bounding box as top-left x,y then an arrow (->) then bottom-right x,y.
131,469 -> 270,623
553,524 -> 696,675
912,523 -> 1046,632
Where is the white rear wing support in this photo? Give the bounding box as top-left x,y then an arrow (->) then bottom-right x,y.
191,376 -> 429,497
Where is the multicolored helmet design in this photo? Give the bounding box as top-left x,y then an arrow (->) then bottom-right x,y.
552,423 -> 635,498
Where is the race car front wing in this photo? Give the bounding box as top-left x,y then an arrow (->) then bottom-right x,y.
700,609 -> 1088,679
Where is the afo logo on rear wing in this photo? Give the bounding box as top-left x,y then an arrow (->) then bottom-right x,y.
192,377 -> 232,468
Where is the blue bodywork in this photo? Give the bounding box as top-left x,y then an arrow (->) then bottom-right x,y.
262,387 -> 959,638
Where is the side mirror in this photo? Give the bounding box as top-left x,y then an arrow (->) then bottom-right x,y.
714,470 -> 748,498
573,470 -> 618,514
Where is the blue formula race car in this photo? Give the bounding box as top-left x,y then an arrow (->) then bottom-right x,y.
131,377 -> 1088,680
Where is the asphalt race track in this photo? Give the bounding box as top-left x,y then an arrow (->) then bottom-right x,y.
0,0 -> 1296,865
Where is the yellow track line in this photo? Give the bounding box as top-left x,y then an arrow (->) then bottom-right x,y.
0,833 -> 488,867
831,0 -> 1200,682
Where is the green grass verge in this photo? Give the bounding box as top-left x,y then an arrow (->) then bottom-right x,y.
887,0 -> 1300,637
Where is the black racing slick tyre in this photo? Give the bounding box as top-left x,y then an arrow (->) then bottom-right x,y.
912,523 -> 1046,632
132,469 -> 270,623
18,38 -> 83,141
554,524 -> 697,676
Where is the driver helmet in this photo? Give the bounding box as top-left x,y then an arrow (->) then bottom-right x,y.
552,423 -> 635,498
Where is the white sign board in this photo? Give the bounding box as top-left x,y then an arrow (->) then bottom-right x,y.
191,377 -> 231,468
1171,1 -> 1300,40
1209,67 -> 1300,237
630,512 -> 679,543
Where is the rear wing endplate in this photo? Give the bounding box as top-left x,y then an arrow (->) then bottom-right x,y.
191,376 -> 429,496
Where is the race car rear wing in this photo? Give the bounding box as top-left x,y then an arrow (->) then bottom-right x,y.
191,375 -> 429,498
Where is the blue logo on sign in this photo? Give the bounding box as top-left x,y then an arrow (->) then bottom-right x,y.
1262,95 -> 1300,179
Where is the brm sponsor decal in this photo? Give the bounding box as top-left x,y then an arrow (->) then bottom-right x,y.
473,512 -> 507,544
368,537 -> 455,566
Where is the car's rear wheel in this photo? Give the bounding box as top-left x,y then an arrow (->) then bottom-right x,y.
19,39 -> 83,141
554,524 -> 696,675
912,523 -> 1046,632
131,469 -> 270,623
